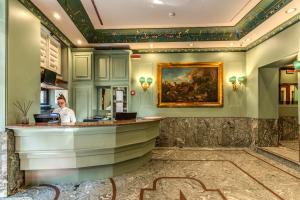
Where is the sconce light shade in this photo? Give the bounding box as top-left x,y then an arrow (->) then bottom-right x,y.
229,76 -> 237,83
146,77 -> 153,84
139,76 -> 152,91
293,61 -> 300,70
238,76 -> 247,84
139,77 -> 146,84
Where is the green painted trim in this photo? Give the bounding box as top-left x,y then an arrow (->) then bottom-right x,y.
56,0 -> 291,43
17,0 -> 74,47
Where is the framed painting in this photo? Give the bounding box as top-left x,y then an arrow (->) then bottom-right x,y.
157,62 -> 223,107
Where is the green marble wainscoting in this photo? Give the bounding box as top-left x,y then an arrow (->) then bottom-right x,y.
11,121 -> 159,185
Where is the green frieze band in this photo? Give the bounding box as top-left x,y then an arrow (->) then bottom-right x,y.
57,0 -> 292,43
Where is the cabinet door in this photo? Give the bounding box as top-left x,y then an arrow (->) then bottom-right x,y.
110,55 -> 128,81
72,86 -> 92,121
72,53 -> 92,80
95,55 -> 110,81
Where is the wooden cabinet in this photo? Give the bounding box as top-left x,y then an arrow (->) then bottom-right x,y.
72,86 -> 93,121
94,54 -> 128,83
72,52 -> 92,81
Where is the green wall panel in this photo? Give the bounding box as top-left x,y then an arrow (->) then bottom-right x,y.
130,52 -> 246,117
72,53 -> 92,81
7,0 -> 40,124
246,22 -> 300,118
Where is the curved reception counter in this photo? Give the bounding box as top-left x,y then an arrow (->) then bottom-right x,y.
7,118 -> 161,185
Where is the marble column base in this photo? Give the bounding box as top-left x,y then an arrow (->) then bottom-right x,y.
278,116 -> 298,140
0,130 -> 24,197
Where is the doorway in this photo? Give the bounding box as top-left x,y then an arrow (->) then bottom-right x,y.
278,67 -> 299,161
258,54 -> 300,164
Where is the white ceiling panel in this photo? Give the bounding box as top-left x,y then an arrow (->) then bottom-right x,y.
84,0 -> 261,29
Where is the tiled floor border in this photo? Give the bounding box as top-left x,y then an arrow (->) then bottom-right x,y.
110,149 -> 300,200
139,177 -> 227,200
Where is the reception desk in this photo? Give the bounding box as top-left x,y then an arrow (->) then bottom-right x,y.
7,118 -> 161,185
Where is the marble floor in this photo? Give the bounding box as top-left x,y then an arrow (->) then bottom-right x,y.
4,148 -> 300,200
280,139 -> 299,151
261,139 -> 299,164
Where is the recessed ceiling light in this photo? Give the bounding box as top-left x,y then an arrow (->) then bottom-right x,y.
189,43 -> 194,47
286,8 -> 297,14
230,42 -> 234,46
150,44 -> 154,48
77,40 -> 82,45
169,12 -> 176,17
53,13 -> 61,20
245,38 -> 251,42
153,0 -> 164,5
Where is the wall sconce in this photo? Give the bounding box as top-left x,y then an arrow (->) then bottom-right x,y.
139,77 -> 153,91
229,76 -> 246,91
293,60 -> 300,71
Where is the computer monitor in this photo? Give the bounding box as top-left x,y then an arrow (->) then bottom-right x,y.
34,113 -> 60,123
115,112 -> 137,120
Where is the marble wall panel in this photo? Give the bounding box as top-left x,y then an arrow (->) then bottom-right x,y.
158,117 -> 279,148
278,116 -> 298,140
256,119 -> 279,147
0,130 -> 24,197
0,131 -> 8,197
158,118 -> 252,147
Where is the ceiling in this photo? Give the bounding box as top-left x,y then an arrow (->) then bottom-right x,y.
26,0 -> 300,50
82,0 -> 261,29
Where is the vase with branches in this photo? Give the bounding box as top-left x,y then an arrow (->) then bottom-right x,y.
13,100 -> 33,124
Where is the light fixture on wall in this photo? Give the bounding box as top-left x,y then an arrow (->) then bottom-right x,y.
229,76 -> 246,91
293,60 -> 300,71
139,77 -> 153,91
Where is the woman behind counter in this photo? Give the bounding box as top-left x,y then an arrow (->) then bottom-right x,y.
52,95 -> 76,123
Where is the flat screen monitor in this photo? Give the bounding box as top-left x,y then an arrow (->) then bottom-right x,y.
34,113 -> 60,123
43,69 -> 56,85
115,112 -> 137,120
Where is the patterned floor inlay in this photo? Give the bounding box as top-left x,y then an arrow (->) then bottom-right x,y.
5,148 -> 300,200
139,177 -> 226,200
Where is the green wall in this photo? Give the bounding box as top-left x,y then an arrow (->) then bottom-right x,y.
258,68 -> 279,119
0,0 -> 6,131
246,22 -> 300,118
130,52 -> 246,117
7,0 -> 40,124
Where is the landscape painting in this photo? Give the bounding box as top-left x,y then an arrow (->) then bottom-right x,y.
157,62 -> 223,107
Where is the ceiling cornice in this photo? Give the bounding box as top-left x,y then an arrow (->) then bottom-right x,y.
133,13 -> 300,54
17,0 -> 74,47
57,0 -> 292,43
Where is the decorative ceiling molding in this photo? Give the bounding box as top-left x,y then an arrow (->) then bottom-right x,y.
133,48 -> 246,54
91,0 -> 103,26
246,13 -> 300,50
17,0 -> 74,47
133,13 -> 300,53
57,0 -> 292,43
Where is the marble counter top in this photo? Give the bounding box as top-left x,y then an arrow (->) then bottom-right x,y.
6,117 -> 163,129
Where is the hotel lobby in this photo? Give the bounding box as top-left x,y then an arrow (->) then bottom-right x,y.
0,0 -> 300,199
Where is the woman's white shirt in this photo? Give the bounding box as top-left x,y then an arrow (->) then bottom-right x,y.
52,107 -> 76,123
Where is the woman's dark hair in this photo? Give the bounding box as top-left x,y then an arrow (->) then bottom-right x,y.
57,94 -> 66,102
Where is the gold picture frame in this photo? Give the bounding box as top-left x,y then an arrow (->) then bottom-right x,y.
157,62 -> 223,107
